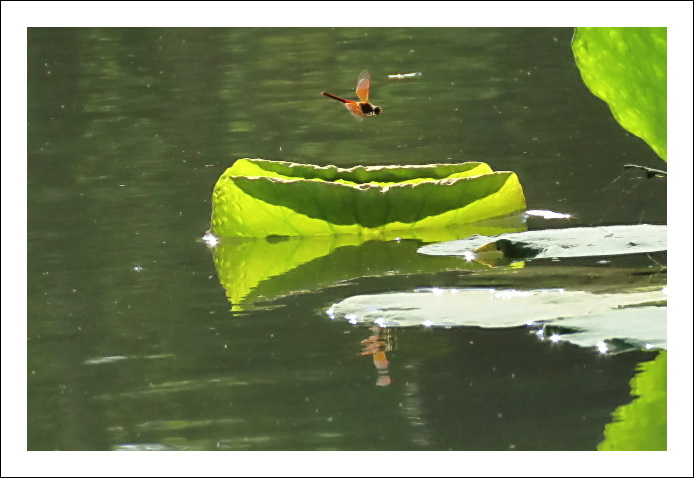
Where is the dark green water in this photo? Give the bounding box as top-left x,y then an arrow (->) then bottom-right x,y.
27,27 -> 666,451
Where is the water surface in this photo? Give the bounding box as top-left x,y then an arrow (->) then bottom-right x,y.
27,27 -> 666,451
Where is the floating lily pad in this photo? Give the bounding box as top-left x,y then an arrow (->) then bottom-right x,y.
327,286 -> 666,353
417,225 -> 666,264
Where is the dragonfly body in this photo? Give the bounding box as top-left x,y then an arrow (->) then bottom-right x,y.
321,70 -> 381,119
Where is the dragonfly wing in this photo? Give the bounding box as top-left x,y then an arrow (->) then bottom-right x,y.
355,70 -> 371,103
345,102 -> 365,120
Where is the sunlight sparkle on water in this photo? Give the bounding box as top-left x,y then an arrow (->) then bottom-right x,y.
387,72 -> 423,79
596,341 -> 609,354
525,209 -> 572,219
202,232 -> 219,248
462,250 -> 476,262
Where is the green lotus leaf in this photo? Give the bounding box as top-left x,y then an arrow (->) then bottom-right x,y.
211,159 -> 526,238
599,351 -> 667,451
572,27 -> 667,161
211,216 -> 527,310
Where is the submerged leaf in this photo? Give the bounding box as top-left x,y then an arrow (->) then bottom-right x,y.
211,159 -> 526,238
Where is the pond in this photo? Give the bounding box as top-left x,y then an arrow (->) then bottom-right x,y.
24,26 -> 669,456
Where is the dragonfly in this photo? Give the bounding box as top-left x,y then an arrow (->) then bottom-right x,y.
321,70 -> 382,119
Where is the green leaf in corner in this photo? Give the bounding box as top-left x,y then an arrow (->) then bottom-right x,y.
599,351 -> 667,451
211,159 -> 526,238
572,27 -> 667,161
